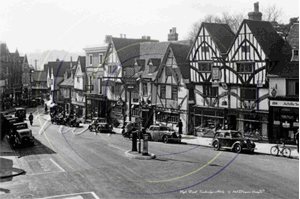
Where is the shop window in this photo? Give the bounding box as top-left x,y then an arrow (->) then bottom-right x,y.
198,63 -> 212,72
286,79 -> 299,96
172,86 -> 178,100
160,85 -> 166,99
236,63 -> 253,73
241,88 -> 256,100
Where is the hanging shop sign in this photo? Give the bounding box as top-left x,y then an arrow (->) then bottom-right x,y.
270,100 -> 299,108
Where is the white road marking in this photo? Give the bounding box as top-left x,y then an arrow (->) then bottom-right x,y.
49,158 -> 65,172
37,192 -> 100,199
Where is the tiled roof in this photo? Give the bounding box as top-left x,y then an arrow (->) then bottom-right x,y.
111,37 -> 159,67
139,42 -> 170,78
242,19 -> 292,62
60,76 -> 74,87
33,71 -> 47,81
46,60 -> 76,78
268,61 -> 299,78
287,23 -> 299,49
169,43 -> 191,79
202,23 -> 235,54
77,56 -> 86,72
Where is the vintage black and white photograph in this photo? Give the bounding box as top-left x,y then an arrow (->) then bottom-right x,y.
0,0 -> 299,198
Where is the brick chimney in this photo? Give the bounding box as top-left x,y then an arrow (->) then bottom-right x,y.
248,2 -> 262,21
168,27 -> 178,41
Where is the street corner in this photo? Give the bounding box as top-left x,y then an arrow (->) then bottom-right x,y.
0,156 -> 26,179
125,150 -> 156,160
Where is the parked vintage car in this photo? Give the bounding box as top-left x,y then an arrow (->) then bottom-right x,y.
88,117 -> 106,132
7,122 -> 34,148
15,107 -> 26,121
96,123 -> 113,133
211,130 -> 256,153
146,125 -> 181,143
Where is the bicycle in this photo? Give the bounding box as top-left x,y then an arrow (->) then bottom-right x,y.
270,141 -> 291,158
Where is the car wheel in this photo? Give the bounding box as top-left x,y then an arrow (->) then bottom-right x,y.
88,125 -> 93,131
212,140 -> 219,149
163,136 -> 169,143
234,144 -> 242,153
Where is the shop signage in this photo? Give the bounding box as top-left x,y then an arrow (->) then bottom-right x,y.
282,121 -> 290,128
270,100 -> 299,108
273,121 -> 280,125
212,67 -> 221,80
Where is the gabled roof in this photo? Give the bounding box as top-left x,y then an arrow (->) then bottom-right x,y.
60,76 -> 74,87
202,23 -> 235,54
111,37 -> 159,67
239,19 -> 292,61
45,60 -> 76,78
33,71 -> 47,81
169,43 -> 191,79
77,56 -> 86,72
148,58 -> 161,67
139,42 -> 170,78
287,23 -> 299,49
268,61 -> 299,78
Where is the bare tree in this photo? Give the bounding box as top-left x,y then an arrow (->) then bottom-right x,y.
262,4 -> 283,23
185,12 -> 245,42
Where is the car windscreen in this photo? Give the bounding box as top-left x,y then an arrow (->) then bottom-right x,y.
231,132 -> 243,138
160,127 -> 169,131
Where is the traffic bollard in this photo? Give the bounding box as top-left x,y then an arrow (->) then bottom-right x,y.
142,133 -> 149,155
132,131 -> 137,152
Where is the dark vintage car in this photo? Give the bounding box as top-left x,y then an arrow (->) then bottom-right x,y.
7,122 -> 34,148
15,107 -> 26,121
211,130 -> 256,153
146,125 -> 181,143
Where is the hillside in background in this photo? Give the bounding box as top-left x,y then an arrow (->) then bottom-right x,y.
27,50 -> 85,71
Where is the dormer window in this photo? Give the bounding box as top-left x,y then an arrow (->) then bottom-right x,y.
292,49 -> 299,61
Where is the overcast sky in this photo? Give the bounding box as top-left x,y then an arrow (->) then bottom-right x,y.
0,0 -> 298,55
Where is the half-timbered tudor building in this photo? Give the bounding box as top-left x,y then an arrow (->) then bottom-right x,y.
103,37 -> 158,126
45,59 -> 75,105
135,42 -> 170,128
225,19 -> 292,138
154,42 -> 191,134
83,45 -> 107,120
188,22 -> 235,133
72,56 -> 86,118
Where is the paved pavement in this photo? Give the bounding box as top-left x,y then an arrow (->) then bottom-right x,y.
0,138 -> 26,179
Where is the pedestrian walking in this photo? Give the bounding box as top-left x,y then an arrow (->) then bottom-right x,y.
29,113 -> 34,126
177,119 -> 183,136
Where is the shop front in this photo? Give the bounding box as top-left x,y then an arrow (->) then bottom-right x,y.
85,94 -> 108,121
191,106 -> 225,130
269,99 -> 299,144
227,109 -> 269,138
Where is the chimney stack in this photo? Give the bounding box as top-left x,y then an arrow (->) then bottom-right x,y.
120,34 -> 123,38
168,27 -> 178,41
248,2 -> 262,21
124,34 -> 126,38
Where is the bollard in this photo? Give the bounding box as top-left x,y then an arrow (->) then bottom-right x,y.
132,131 -> 137,152
142,133 -> 149,155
